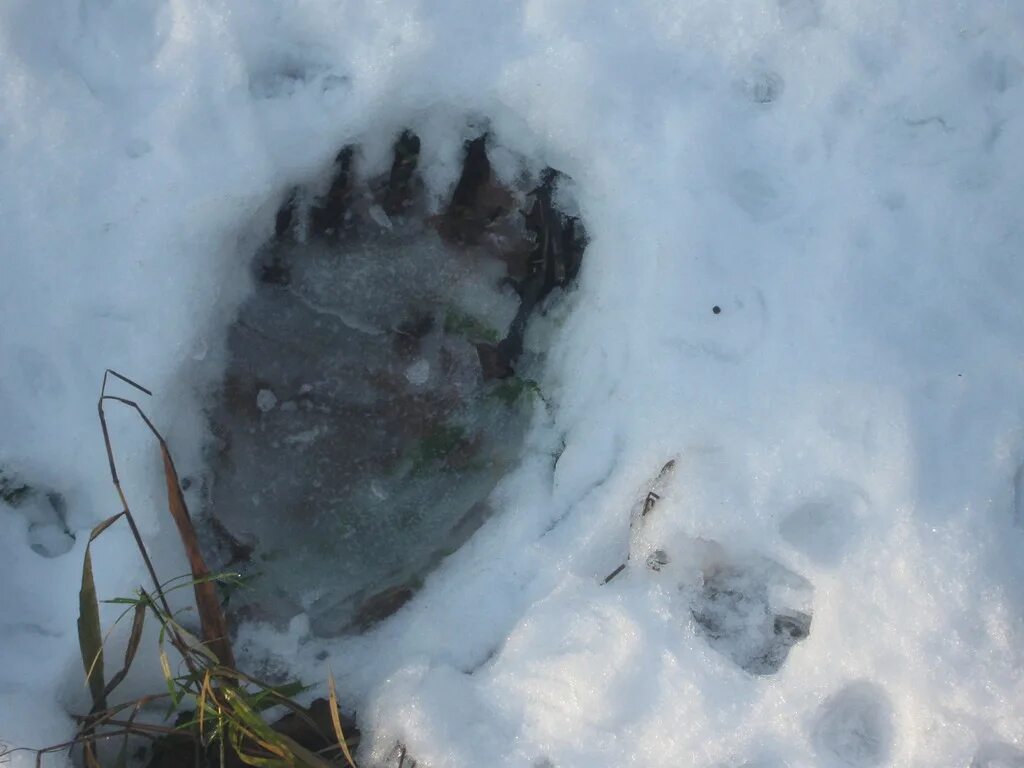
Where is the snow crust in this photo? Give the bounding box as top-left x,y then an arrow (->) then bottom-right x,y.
1,0 -> 1024,766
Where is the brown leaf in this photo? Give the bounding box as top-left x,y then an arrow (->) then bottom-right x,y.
77,512 -> 123,713
83,741 -> 101,768
161,445 -> 235,667
103,601 -> 146,697
78,544 -> 106,713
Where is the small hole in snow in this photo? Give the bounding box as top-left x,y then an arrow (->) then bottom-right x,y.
712,305 -> 722,315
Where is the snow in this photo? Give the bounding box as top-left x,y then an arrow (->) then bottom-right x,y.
1,0 -> 1024,766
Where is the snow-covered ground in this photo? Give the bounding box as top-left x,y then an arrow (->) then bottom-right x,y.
2,1 -> 1024,766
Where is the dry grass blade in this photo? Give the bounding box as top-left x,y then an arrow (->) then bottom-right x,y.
224,688 -> 335,768
78,515 -> 125,713
83,741 -> 101,768
198,669 -> 215,744
158,643 -> 179,707
103,600 -> 146,697
30,371 -> 365,768
103,369 -> 153,397
165,617 -> 221,665
282,736 -> 339,768
161,444 -> 236,668
90,511 -> 126,540
97,379 -> 185,656
328,673 -> 358,768
228,727 -> 289,768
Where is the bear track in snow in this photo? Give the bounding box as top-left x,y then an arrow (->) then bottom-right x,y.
201,128 -> 586,636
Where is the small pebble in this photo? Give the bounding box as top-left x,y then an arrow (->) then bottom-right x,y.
405,358 -> 431,386
256,388 -> 278,412
368,204 -> 393,229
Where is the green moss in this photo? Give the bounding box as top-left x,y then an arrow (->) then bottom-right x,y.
411,424 -> 469,474
488,377 -> 541,406
443,308 -> 501,344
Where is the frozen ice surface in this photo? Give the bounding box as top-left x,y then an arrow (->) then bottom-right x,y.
2,0 -> 1024,766
196,128 -> 587,636
206,210 -> 541,634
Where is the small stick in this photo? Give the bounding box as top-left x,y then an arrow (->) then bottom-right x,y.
602,563 -> 626,585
